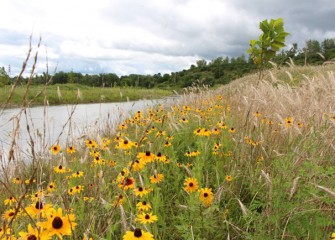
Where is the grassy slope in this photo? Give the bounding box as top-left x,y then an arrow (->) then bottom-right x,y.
1,64 -> 335,239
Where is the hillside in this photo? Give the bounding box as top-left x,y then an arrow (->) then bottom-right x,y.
1,64 -> 335,239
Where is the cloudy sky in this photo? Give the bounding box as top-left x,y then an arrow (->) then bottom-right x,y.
0,0 -> 334,76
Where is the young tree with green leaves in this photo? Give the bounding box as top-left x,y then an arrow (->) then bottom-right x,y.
247,18 -> 290,80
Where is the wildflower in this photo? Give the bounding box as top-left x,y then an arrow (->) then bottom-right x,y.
47,182 -> 55,193
123,228 -> 154,240
254,111 -> 262,117
4,196 -> 17,206
12,177 -> 22,184
117,139 -> 135,150
150,173 -> 164,184
331,232 -> 335,240
85,139 -> 98,149
66,146 -> 76,154
179,118 -> 189,123
25,200 -> 52,218
155,152 -> 167,162
137,151 -> 155,163
118,177 -> 135,190
164,141 -> 172,147
134,187 -> 153,198
131,159 -> 146,172
136,201 -> 152,212
72,171 -> 84,178
228,127 -> 236,133
50,144 -> 61,155
199,188 -> 214,206
54,165 -> 66,173
225,175 -> 233,182
25,178 -> 36,185
297,121 -> 304,128
112,194 -> 125,206
38,208 -> 77,239
184,178 -> 199,193
3,209 -> 17,222
285,117 -> 293,128
136,212 -> 158,224
118,123 -> 128,130
212,128 -> 221,135
30,191 -> 44,202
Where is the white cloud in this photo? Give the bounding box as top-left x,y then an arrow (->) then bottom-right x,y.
0,0 -> 334,76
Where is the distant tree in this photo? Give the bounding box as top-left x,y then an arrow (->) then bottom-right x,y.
321,38 -> 335,60
0,66 -> 10,86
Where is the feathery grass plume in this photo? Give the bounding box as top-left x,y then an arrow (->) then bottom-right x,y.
288,177 -> 300,201
314,184 -> 335,197
237,198 -> 250,216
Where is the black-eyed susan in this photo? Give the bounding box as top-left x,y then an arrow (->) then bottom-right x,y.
228,127 -> 236,133
134,187 -> 153,198
136,212 -> 158,224
131,160 -> 146,172
118,177 -> 135,190
50,144 -> 61,155
19,224 -> 51,240
297,121 -> 304,128
136,201 -> 152,212
149,173 -> 164,184
184,177 -> 199,193
12,177 -> 22,184
116,139 -> 135,150
199,188 -> 214,206
4,196 -> 17,206
179,118 -> 189,123
155,152 -> 167,162
137,151 -> 155,163
72,171 -> 84,178
54,165 -> 66,173
112,194 -> 125,207
85,139 -> 98,149
123,228 -> 154,240
25,201 -> 52,218
331,232 -> 335,240
3,209 -> 17,222
38,208 -> 77,239
66,145 -> 76,154
285,117 -> 293,128
225,175 -> 233,182
24,178 -> 36,185
164,141 -> 172,147
212,128 -> 221,135
30,190 -> 44,202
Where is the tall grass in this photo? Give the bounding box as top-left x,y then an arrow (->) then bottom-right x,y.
1,44 -> 335,240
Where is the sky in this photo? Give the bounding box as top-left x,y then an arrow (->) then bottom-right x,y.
0,0 -> 334,77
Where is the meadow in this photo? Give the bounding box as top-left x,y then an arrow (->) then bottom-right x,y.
0,84 -> 173,108
1,63 -> 335,239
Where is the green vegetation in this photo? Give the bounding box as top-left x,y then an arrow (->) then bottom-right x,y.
0,84 -> 173,107
1,64 -> 335,239
248,18 -> 290,79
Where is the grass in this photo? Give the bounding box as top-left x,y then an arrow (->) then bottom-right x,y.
0,83 -> 174,107
1,63 -> 335,239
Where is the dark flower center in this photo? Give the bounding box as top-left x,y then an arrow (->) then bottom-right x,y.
53,147 -> 58,150
124,140 -> 129,144
189,182 -> 194,187
138,187 -> 143,192
134,228 -> 142,237
125,178 -> 133,185
35,201 -> 44,210
142,201 -> 146,205
9,212 -> 15,217
28,235 -> 37,240
204,193 -> 208,197
58,165 -> 63,169
52,216 -> 63,229
145,151 -> 151,156
145,214 -> 150,219
157,152 -> 162,157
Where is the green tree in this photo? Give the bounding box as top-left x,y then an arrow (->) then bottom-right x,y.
0,66 -> 10,87
247,18 -> 290,79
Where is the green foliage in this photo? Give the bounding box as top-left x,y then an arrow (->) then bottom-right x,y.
247,18 -> 289,79
0,66 -> 10,87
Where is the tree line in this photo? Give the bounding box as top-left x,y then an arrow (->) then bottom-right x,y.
1,38 -> 334,89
